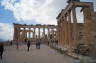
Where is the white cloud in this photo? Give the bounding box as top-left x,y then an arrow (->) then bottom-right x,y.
1,0 -> 96,24
0,0 -> 66,40
0,23 -> 13,41
1,0 -> 67,24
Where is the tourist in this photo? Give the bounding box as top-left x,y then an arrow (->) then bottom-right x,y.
27,41 -> 31,51
10,41 -> 12,45
0,43 -> 4,59
36,39 -> 41,49
36,40 -> 38,49
38,41 -> 41,49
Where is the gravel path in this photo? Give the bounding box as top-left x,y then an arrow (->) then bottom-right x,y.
0,44 -> 77,63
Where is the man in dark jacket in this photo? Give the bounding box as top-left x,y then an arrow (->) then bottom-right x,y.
27,41 -> 31,51
0,43 -> 4,59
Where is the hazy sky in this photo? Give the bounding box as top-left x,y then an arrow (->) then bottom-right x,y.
0,0 -> 96,41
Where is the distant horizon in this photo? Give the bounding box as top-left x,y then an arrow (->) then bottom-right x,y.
0,39 -> 11,42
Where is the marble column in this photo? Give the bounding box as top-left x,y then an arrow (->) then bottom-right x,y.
17,27 -> 20,41
60,20 -> 62,46
43,28 -> 45,39
38,28 -> 40,39
48,28 -> 50,38
68,11 -> 72,48
72,7 -> 78,48
23,28 -> 26,41
29,28 -> 31,41
57,21 -> 60,45
25,30 -> 27,41
16,28 -> 19,49
64,15 -> 68,48
61,20 -> 63,47
33,28 -> 36,39
62,17 -> 65,47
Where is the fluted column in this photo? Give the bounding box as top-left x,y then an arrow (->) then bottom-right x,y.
59,20 -> 62,46
57,21 -> 60,45
62,17 -> 65,47
38,28 -> 40,39
23,28 -> 25,41
29,28 -> 31,41
25,30 -> 27,40
61,20 -> 63,47
33,28 -> 36,39
68,11 -> 72,48
64,15 -> 68,48
16,28 -> 18,41
17,28 -> 20,41
43,27 -> 45,39
72,7 -> 78,48
48,28 -> 50,38
51,28 -> 54,42
66,20 -> 69,48
16,27 -> 20,49
20,31 -> 22,41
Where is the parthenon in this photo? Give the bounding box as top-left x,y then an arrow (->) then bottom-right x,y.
13,23 -> 57,44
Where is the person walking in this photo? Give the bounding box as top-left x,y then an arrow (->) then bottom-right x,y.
27,41 -> 31,51
0,43 -> 4,59
36,39 -> 41,49
36,39 -> 38,49
37,39 -> 41,49
38,41 -> 40,49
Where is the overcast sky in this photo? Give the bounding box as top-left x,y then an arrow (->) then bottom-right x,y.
0,0 -> 96,41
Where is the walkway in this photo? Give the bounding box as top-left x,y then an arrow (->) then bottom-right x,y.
0,44 -> 77,63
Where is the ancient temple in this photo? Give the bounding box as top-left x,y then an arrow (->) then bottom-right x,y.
13,23 -> 57,44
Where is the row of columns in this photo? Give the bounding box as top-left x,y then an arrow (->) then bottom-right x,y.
57,7 -> 78,49
57,2 -> 94,52
13,25 -> 57,42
